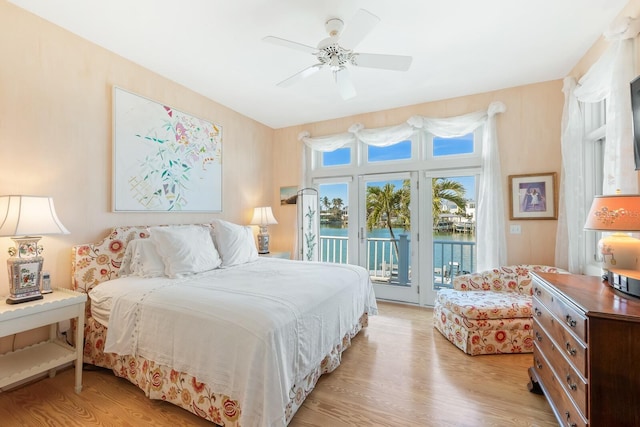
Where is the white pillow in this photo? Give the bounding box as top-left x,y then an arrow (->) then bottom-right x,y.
211,219 -> 259,267
119,238 -> 165,278
150,225 -> 222,278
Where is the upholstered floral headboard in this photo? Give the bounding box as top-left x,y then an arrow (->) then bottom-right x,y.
71,224 -> 214,294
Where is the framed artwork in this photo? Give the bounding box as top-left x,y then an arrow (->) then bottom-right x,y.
280,186 -> 298,205
113,87 -> 222,212
509,173 -> 557,220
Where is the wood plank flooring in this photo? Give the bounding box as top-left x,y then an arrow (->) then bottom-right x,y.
0,302 -> 557,426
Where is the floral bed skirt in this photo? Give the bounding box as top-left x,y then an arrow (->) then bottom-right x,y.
83,313 -> 368,426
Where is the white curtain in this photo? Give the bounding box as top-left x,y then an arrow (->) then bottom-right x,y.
555,17 -> 640,273
299,101 -> 507,270
555,78 -> 587,273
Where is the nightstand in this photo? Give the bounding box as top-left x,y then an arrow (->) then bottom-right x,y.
0,288 -> 87,393
259,252 -> 291,259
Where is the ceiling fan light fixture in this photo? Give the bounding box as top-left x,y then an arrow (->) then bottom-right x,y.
325,18 -> 344,37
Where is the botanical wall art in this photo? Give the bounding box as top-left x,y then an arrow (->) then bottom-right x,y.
113,87 -> 222,212
297,188 -> 319,261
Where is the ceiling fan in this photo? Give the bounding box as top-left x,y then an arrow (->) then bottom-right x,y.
263,9 -> 413,100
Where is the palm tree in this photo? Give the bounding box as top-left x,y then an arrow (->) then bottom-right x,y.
366,183 -> 402,256
331,198 -> 343,216
396,179 -> 411,230
432,178 -> 467,226
321,196 -> 330,213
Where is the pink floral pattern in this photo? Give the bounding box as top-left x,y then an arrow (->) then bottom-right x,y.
433,265 -> 562,355
72,225 -> 369,426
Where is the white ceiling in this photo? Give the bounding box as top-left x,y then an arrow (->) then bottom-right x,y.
9,0 -> 630,129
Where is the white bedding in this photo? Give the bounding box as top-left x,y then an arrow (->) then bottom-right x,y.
89,258 -> 377,427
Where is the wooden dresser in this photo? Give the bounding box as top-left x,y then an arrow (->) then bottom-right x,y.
528,272 -> 640,426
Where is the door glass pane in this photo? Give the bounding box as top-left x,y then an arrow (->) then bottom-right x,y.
319,183 -> 348,263
365,179 -> 411,286
368,140 -> 411,162
432,175 -> 476,289
433,133 -> 474,156
322,147 -> 351,167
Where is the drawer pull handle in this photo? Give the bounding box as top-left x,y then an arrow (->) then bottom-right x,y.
535,331 -> 543,342
565,342 -> 577,356
566,374 -> 577,391
534,287 -> 542,296
534,308 -> 542,317
535,358 -> 542,369
565,411 -> 577,427
565,315 -> 577,327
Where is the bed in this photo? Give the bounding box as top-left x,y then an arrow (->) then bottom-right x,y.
71,221 -> 377,427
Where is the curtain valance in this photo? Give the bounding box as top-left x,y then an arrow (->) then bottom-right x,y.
298,101 -> 506,151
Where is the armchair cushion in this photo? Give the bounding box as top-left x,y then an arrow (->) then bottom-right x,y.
435,288 -> 531,320
453,265 -> 563,294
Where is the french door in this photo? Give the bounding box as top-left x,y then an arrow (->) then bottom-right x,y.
317,171 -> 476,306
358,172 -> 419,303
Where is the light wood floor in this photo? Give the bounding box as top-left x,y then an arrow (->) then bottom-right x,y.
0,302 -> 557,426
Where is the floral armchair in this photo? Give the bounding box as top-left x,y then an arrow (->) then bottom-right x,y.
433,265 -> 563,355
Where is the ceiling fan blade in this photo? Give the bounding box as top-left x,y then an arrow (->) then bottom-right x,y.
334,68 -> 356,100
277,64 -> 323,87
339,9 -> 380,50
353,53 -> 413,71
262,36 -> 317,54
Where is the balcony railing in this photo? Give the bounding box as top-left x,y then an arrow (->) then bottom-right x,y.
320,234 -> 476,289
432,240 -> 476,289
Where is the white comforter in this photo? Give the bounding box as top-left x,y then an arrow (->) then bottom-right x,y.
89,258 -> 377,427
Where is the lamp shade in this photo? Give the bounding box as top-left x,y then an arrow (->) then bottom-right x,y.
584,194 -> 640,232
0,195 -> 70,237
250,206 -> 278,226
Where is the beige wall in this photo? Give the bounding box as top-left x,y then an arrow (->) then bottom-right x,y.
272,81 -> 565,266
0,2 -> 274,299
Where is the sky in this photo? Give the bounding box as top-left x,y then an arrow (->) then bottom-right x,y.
319,134 -> 476,205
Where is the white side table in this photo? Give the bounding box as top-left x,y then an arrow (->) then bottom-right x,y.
0,288 -> 87,393
259,251 -> 291,259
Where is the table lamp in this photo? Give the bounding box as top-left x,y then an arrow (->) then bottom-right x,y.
250,206 -> 278,254
584,194 -> 640,275
0,195 -> 70,304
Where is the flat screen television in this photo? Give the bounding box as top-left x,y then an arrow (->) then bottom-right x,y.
630,75 -> 640,170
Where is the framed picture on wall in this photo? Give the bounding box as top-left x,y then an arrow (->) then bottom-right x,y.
508,172 -> 557,220
280,186 -> 298,205
113,87 -> 223,212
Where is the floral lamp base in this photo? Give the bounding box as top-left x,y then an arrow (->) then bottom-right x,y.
257,228 -> 270,254
6,256 -> 44,304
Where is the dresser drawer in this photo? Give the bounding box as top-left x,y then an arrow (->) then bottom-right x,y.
533,297 -> 587,377
533,323 -> 587,417
533,347 -> 588,427
533,280 -> 587,342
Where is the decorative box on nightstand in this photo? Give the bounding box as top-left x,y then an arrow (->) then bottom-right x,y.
259,251 -> 291,259
0,288 -> 87,393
